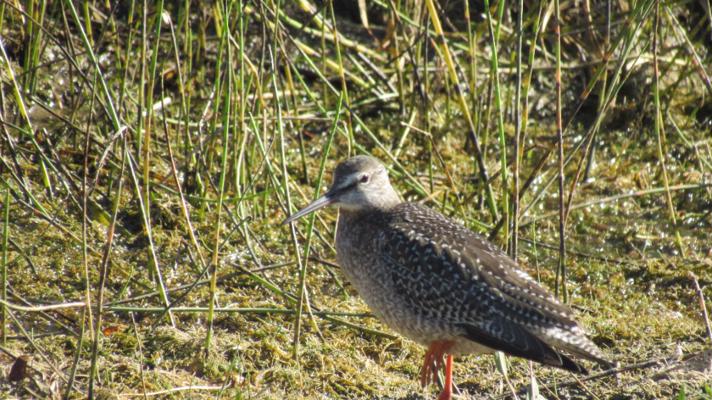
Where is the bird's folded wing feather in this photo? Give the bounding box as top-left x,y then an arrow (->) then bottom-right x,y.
378,202 -> 609,366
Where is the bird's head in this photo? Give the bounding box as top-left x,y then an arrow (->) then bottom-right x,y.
282,155 -> 400,224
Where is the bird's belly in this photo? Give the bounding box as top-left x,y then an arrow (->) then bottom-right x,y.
336,253 -> 425,334
336,250 -> 492,356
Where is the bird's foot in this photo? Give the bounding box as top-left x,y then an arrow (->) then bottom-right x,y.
437,385 -> 453,400
419,340 -> 454,388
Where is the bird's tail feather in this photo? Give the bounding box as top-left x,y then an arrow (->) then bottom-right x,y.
457,321 -> 590,374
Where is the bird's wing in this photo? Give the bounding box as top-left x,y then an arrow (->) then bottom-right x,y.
379,202 -> 609,366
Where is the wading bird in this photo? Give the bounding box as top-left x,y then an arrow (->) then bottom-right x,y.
284,155 -> 609,400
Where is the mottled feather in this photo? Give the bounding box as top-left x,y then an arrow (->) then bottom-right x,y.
337,202 -> 609,371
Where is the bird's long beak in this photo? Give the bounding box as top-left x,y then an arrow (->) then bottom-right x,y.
282,192 -> 334,225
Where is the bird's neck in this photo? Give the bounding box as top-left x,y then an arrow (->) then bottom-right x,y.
337,196 -> 399,227
372,185 -> 401,210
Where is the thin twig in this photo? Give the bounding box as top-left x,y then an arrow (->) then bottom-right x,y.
0,298 -> 86,312
689,272 -> 712,346
119,385 -> 225,397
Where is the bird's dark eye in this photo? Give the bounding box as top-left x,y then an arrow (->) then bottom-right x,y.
360,174 -> 369,183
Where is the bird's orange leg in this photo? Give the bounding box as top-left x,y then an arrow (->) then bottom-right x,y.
438,354 -> 453,400
419,340 -> 454,399
419,349 -> 432,387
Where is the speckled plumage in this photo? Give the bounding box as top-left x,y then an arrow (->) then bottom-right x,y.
337,202 -> 607,371
284,155 -> 610,395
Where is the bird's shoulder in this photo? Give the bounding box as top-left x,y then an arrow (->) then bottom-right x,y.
383,202 -> 501,255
